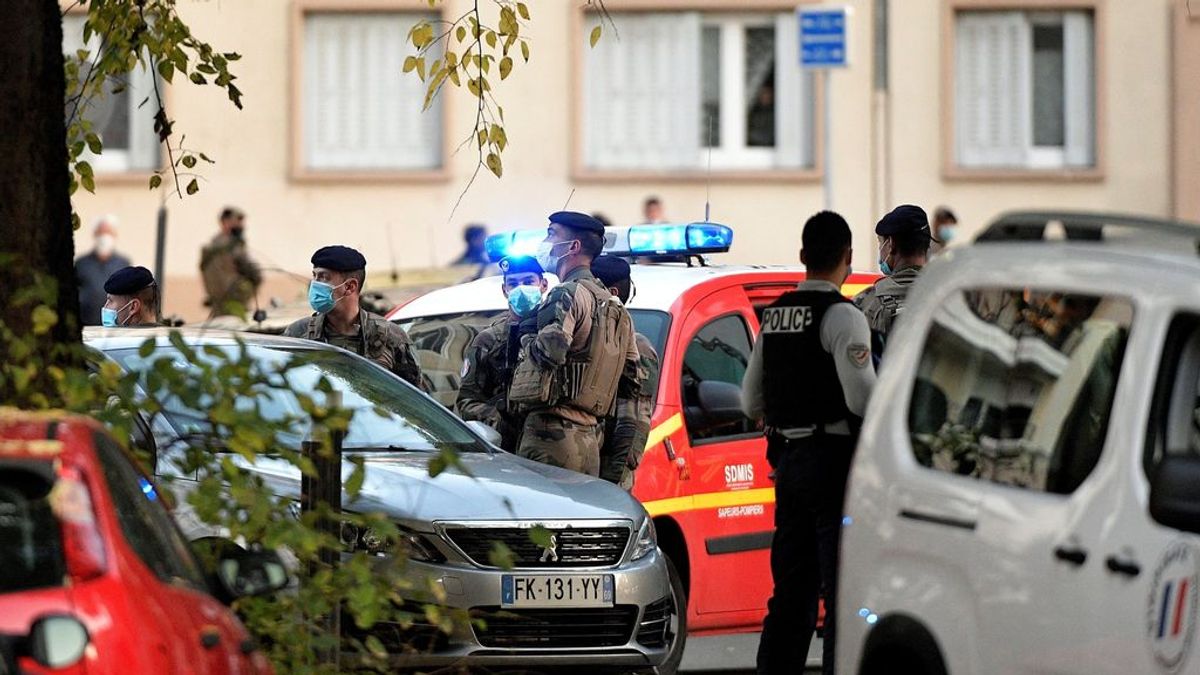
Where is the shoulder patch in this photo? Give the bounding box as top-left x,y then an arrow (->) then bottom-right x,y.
847,342 -> 871,368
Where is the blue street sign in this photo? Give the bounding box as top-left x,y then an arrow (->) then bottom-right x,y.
800,7 -> 848,68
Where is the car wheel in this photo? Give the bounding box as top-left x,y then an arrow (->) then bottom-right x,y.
657,555 -> 688,675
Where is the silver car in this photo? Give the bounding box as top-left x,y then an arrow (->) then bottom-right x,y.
84,327 -> 678,672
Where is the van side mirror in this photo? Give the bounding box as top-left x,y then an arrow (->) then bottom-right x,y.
215,548 -> 290,601
1150,456 -> 1200,534
692,381 -> 746,430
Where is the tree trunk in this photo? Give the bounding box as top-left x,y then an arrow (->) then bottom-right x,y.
0,0 -> 80,350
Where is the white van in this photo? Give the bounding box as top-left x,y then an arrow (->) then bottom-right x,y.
839,213 -> 1200,675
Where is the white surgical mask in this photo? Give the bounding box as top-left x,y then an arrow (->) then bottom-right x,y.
95,234 -> 116,257
535,240 -> 577,275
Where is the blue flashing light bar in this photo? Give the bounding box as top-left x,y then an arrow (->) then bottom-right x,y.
485,230 -> 545,263
485,222 -> 733,262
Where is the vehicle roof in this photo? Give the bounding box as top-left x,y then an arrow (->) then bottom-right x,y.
390,264 -> 811,319
0,409 -> 103,462
81,326 -> 330,353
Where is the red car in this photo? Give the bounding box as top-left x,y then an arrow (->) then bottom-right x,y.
0,410 -> 285,675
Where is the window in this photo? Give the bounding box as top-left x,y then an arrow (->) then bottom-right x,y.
909,288 -> 1130,494
93,432 -> 206,588
62,15 -> 160,173
953,9 -> 1095,170
583,12 -> 814,172
1145,316 -> 1200,476
681,314 -> 756,442
0,464 -> 65,592
302,12 -> 442,171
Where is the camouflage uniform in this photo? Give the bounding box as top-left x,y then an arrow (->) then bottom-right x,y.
514,266 -> 641,476
853,264 -> 922,358
199,233 -> 262,316
283,309 -> 424,390
601,333 -> 659,489
455,314 -> 524,451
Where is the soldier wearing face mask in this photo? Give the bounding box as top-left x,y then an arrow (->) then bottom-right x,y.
455,255 -> 547,451
283,246 -> 424,390
75,216 -> 131,326
507,212 -> 642,476
200,206 -> 262,318
853,204 -> 931,359
100,266 -> 160,328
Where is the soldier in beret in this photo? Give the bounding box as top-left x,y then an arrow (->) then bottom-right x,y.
854,204 -> 932,359
507,212 -> 642,476
100,266 -> 160,327
283,246 -> 424,390
455,255 -> 547,451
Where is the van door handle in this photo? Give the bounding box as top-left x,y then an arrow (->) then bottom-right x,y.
1105,555 -> 1141,577
897,509 -> 976,531
1053,546 -> 1088,566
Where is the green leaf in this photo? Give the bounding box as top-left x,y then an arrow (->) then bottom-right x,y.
189,72 -> 207,85
149,174 -> 162,189
456,25 -> 467,43
76,161 -> 93,178
529,525 -> 554,549
81,173 -> 95,193
138,339 -> 156,358
499,56 -> 513,80
416,57 -> 426,82
477,129 -> 487,148
486,153 -> 502,178
157,59 -> 175,83
31,306 -> 58,336
485,31 -> 497,48
364,635 -> 387,659
517,2 -> 530,20
186,179 -> 199,195
182,155 -> 197,169
590,25 -> 602,48
403,56 -> 417,73
490,124 -> 507,151
428,454 -> 447,477
521,40 -> 530,63
345,462 -> 365,497
85,133 -> 102,155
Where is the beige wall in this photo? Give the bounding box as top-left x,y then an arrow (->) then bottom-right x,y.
1174,1 -> 1200,221
70,0 -> 1182,321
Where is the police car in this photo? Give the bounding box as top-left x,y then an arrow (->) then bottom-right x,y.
389,222 -> 878,665
839,212 -> 1200,675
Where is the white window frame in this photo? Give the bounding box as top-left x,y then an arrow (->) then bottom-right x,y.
953,7 -> 1095,171
704,14 -> 777,170
62,14 -> 160,174
299,10 -> 443,174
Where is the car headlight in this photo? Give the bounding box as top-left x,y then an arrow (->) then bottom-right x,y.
631,518 -> 657,561
339,521 -> 444,562
400,529 -> 445,563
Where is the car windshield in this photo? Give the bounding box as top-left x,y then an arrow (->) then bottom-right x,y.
397,308 -> 671,408
109,344 -> 486,452
0,461 -> 66,593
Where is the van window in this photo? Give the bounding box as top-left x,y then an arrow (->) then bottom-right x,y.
909,288 -> 1131,494
1145,315 -> 1200,475
0,463 -> 65,592
682,314 -> 757,442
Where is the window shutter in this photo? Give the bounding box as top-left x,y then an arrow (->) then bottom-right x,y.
583,12 -> 701,170
1062,11 -> 1095,168
127,62 -> 160,171
774,11 -> 814,168
955,12 -> 1030,167
304,13 -> 440,170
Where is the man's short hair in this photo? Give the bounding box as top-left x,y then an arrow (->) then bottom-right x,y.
644,196 -> 661,208
343,268 -> 366,291
802,211 -> 852,273
220,207 -> 244,221
892,229 -> 931,258
136,285 -> 160,317
933,206 -> 957,225
564,226 -> 605,259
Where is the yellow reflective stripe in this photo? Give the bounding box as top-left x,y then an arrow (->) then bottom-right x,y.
644,412 -> 684,452
644,487 -> 776,518
841,283 -> 871,297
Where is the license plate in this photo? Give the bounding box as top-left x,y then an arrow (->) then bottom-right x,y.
501,574 -> 614,608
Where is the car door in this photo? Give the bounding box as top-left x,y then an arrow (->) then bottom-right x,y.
677,287 -> 775,616
903,286 -> 1136,673
1074,310 -> 1200,675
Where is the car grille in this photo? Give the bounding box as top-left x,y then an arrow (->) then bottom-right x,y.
342,601 -> 451,654
443,526 -> 630,567
472,606 -> 638,649
636,597 -> 674,648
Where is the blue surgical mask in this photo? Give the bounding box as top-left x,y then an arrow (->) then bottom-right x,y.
507,285 -> 542,316
308,280 -> 346,315
879,259 -> 893,276
101,299 -> 133,327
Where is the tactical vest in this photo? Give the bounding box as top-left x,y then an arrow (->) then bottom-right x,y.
761,289 -> 853,429
509,278 -> 632,416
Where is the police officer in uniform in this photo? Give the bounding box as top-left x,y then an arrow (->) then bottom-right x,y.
591,255 -> 657,489
742,211 -> 876,675
100,266 -> 160,327
508,212 -> 641,476
854,204 -> 932,359
455,255 -> 547,451
283,246 -> 423,389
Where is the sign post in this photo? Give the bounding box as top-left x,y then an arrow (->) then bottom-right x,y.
800,6 -> 850,211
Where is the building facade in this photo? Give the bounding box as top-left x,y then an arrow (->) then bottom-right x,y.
67,0 -> 1200,321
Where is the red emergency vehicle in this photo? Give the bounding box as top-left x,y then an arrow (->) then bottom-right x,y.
389,223 -> 877,639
